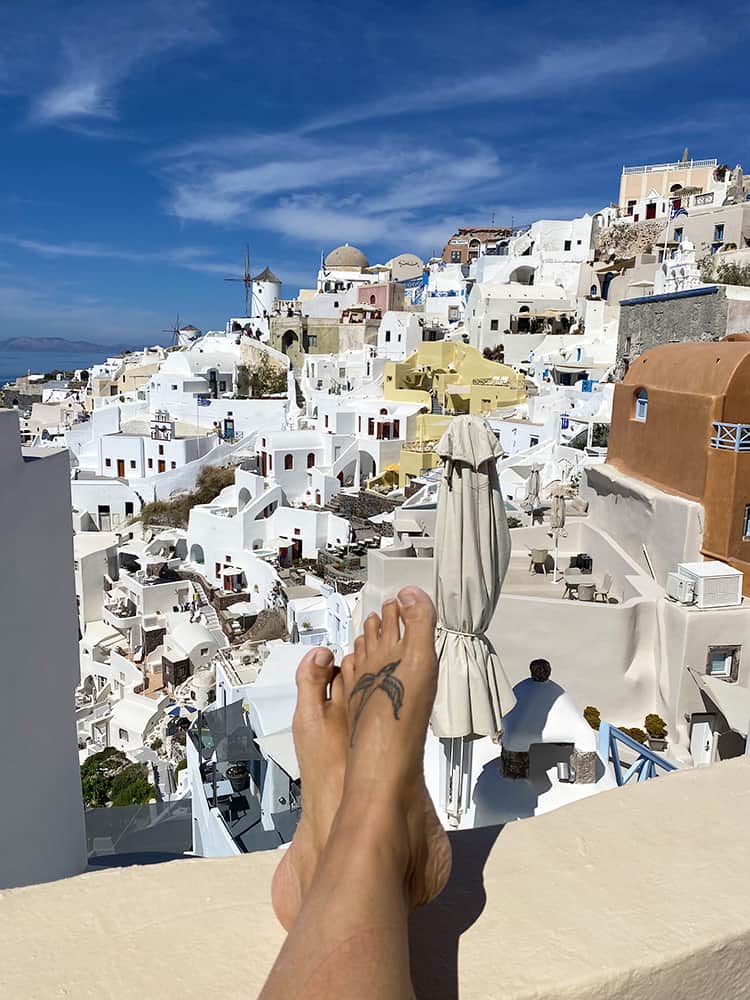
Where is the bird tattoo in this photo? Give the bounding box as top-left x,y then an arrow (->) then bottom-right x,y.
348,661 -> 404,746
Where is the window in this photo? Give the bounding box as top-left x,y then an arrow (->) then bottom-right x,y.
148,458 -> 153,469
105,458 -> 112,467
130,460 -> 136,469
744,504 -> 750,539
307,452 -> 315,468
368,418 -> 375,435
626,200 -> 636,216
384,331 -> 391,342
451,250 -> 461,263
490,319 -> 499,331
158,445 -> 164,456
118,728 -> 128,742
219,380 -> 226,392
284,453 -> 294,470
564,240 -> 572,252
200,647 -> 209,656
369,294 -> 376,305
634,388 -> 648,422
125,502 -> 134,516
714,224 -> 725,242
294,527 -> 301,535
324,415 -> 329,428
171,461 -> 176,470
706,645 -> 740,681
529,435 -> 539,447
308,335 -> 317,347
333,300 -> 339,308
674,227 -> 683,244
171,384 -> 178,391
576,239 -> 582,245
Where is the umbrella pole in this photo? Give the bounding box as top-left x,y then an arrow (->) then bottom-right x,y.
554,528 -> 560,584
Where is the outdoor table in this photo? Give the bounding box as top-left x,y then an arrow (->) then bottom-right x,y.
563,570 -> 594,599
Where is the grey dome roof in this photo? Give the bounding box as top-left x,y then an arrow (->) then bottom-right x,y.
324,243 -> 369,269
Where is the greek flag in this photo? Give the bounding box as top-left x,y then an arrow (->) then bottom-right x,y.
670,206 -> 688,220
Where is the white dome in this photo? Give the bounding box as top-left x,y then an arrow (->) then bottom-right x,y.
502,677 -> 596,752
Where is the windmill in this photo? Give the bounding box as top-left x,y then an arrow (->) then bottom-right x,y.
224,244 -> 253,316
162,314 -> 181,347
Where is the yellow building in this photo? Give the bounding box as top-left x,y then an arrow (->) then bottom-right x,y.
383,341 -> 526,416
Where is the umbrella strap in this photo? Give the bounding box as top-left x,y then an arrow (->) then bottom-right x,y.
437,625 -> 478,638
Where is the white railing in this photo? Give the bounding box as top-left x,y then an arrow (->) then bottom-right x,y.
622,159 -> 717,175
711,422 -> 750,451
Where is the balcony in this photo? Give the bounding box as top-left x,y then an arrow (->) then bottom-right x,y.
711,422 -> 750,452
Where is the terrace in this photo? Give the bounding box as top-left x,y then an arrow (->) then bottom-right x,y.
4,757 -> 750,998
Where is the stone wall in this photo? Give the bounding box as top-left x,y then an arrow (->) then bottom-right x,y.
615,286 -> 727,378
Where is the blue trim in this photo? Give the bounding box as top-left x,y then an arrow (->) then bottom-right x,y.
621,285 -> 720,307
598,722 -> 677,787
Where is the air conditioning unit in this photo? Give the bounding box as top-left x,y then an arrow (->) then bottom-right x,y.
666,572 -> 695,605
677,561 -> 743,609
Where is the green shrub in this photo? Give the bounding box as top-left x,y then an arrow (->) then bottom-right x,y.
583,705 -> 601,730
151,737 -> 163,751
644,714 -> 667,739
140,464 -> 237,528
109,764 -> 155,806
618,726 -> 648,745
506,515 -> 522,529
174,758 -> 187,778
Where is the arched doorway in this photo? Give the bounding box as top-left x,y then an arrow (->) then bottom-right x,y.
282,330 -> 299,355
238,488 -> 250,508
190,544 -> 205,565
510,266 -> 535,285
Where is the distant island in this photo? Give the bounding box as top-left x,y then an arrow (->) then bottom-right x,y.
0,337 -> 158,354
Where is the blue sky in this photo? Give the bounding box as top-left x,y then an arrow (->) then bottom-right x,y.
1,0 -> 749,343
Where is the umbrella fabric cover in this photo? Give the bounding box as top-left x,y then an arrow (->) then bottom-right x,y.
432,415 -> 516,739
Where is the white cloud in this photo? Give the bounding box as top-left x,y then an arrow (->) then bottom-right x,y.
27,1 -> 220,125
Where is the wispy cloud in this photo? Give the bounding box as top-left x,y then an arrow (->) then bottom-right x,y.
1,236 -> 238,275
299,33 -> 700,134
26,1 -> 220,126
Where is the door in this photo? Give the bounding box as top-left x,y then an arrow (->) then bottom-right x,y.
117,459 -> 125,478
690,713 -> 717,767
158,460 -> 166,473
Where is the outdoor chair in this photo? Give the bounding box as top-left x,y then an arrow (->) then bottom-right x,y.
529,548 -> 549,575
578,582 -> 596,602
562,578 -> 578,600
595,573 -> 613,603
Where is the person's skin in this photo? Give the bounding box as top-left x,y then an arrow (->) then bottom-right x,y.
261,587 -> 452,999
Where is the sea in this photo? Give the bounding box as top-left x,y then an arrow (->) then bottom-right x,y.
0,349 -> 113,387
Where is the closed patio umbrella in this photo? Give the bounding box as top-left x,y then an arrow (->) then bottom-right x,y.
522,464 -> 541,513
432,415 -> 516,740
550,488 -> 567,583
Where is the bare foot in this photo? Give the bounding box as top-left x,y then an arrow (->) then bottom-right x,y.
339,588 -> 452,909
271,646 -> 347,930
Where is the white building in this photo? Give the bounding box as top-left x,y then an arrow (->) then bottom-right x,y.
376,311 -> 423,361
0,410 -> 87,888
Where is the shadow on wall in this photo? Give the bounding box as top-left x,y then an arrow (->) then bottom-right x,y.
409,824 -> 503,1000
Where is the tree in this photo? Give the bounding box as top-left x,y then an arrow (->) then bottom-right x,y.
716,262 -> 750,287
80,747 -> 155,807
248,356 -> 286,397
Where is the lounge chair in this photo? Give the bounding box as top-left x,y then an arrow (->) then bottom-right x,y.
595,573 -> 613,603
529,548 -> 549,575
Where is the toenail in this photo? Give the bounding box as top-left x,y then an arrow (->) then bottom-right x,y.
314,649 -> 332,666
398,590 -> 417,606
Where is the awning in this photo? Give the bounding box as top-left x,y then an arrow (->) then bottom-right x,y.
255,728 -> 299,781
692,670 -> 750,737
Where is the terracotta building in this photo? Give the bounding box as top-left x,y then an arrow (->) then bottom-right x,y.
441,226 -> 514,265
607,340 -> 750,590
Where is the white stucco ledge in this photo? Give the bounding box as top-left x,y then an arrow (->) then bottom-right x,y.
2,758 -> 750,999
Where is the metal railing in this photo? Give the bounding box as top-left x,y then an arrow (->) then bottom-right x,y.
622,159 -> 717,175
598,723 -> 677,785
711,422 -> 750,452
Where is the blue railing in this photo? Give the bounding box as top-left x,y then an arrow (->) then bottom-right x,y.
598,722 -> 677,786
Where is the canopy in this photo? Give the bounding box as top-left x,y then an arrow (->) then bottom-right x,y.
694,671 -> 750,737
431,415 -> 516,739
165,702 -> 198,720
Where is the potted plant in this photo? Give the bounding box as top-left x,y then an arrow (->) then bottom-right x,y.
226,762 -> 250,793
644,714 -> 668,752
583,706 -> 601,730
